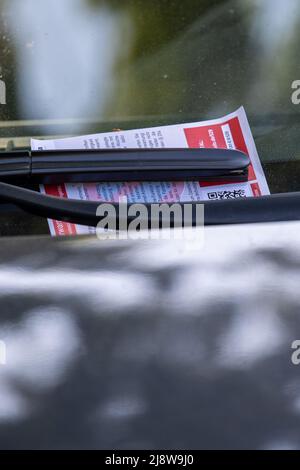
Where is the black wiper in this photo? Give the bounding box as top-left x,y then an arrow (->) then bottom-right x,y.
0,182 -> 299,227
0,148 -> 249,183
2,147 -> 299,228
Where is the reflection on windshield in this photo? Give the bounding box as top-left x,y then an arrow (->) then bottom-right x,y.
245,0 -> 300,114
5,0 -> 131,130
0,0 -> 300,168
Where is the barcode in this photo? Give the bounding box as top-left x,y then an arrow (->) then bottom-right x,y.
207,189 -> 246,200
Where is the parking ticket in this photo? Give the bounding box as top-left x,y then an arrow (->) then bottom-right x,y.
31,106 -> 270,236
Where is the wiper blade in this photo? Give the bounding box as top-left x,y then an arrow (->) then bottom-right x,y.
0,147 -> 265,227
0,148 -> 250,183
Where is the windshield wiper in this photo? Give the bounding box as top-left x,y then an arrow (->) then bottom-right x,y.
1,147 -> 298,228
0,148 -> 249,183
0,182 -> 299,227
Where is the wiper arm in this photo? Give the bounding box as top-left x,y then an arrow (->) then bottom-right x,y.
0,182 -> 299,227
6,147 -> 292,228
0,148 -> 250,183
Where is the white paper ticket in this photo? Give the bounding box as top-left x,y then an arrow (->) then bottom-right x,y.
31,106 -> 269,236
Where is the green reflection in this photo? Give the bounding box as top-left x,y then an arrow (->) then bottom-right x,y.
0,1 -> 300,129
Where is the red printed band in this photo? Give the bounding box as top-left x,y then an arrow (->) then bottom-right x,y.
43,184 -> 77,236
184,116 -> 256,183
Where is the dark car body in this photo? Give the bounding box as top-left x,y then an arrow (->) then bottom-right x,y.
0,223 -> 300,449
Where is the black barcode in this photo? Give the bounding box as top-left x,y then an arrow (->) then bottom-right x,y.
207,189 -> 246,200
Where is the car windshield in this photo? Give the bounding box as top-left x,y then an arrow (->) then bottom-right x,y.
0,0 -> 299,235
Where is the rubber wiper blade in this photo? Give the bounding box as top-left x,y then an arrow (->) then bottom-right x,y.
0,148 -> 250,183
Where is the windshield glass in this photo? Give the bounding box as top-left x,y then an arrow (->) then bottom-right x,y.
0,0 -> 299,234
